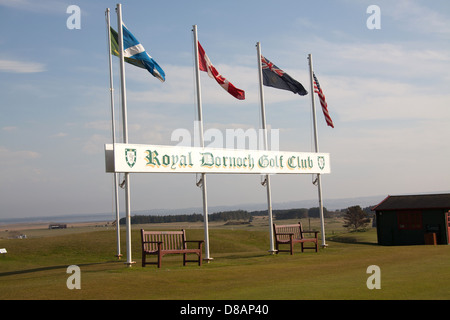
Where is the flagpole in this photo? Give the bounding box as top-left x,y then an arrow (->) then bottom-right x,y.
256,42 -> 276,254
192,25 -> 212,261
106,8 -> 121,259
116,3 -> 135,265
307,53 -> 327,248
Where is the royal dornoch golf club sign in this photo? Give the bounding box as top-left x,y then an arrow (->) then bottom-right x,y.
105,143 -> 330,175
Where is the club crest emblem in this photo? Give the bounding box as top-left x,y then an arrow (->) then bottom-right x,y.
318,156 -> 325,170
125,148 -> 137,168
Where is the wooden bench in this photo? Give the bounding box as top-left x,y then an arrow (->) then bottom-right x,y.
141,229 -> 204,268
273,222 -> 319,255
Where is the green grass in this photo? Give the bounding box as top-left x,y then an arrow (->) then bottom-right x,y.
0,220 -> 449,300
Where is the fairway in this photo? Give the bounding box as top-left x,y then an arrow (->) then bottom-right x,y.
0,219 -> 449,300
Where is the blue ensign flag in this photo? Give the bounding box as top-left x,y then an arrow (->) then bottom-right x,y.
261,56 -> 307,95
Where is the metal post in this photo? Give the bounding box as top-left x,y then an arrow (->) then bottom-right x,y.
116,3 -> 135,265
256,42 -> 276,254
192,25 -> 212,261
308,54 -> 327,248
105,8 -> 121,260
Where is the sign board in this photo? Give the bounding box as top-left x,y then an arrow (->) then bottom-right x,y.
105,143 -> 330,175
0,248 -> 7,254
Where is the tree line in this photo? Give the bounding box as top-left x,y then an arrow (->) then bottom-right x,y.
119,207 -> 337,225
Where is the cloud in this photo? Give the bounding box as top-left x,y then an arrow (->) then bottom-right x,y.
324,75 -> 450,122
387,0 -> 450,39
2,126 -> 17,131
331,43 -> 450,80
0,146 -> 40,165
82,134 -> 108,155
0,59 -> 46,73
84,120 -> 113,132
51,132 -> 68,138
127,62 -> 306,108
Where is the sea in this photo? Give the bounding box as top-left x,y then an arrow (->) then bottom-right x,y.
0,213 -> 115,225
0,194 -> 388,226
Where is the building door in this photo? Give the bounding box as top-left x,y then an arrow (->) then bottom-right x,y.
447,211 -> 450,244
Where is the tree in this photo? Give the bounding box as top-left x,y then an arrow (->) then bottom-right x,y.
308,207 -> 330,218
343,205 -> 371,231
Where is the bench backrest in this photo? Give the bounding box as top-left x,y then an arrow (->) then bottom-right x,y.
141,230 -> 187,252
273,223 -> 305,241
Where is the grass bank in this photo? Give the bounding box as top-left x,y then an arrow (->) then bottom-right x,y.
0,219 -> 448,300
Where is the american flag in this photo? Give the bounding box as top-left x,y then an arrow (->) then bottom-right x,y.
313,73 -> 334,128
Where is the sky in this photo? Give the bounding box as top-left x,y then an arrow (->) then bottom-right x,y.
1,0 -> 450,220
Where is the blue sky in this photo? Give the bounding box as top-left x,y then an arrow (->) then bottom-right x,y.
1,0 -> 450,219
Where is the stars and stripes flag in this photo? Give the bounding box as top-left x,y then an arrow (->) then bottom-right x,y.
197,41 -> 245,100
313,72 -> 334,128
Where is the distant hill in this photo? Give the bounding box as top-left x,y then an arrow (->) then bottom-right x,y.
132,194 -> 386,216
108,194 -> 387,221
0,194 -> 386,225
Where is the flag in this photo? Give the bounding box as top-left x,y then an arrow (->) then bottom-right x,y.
110,25 -> 165,82
313,72 -> 334,128
261,56 -> 307,96
197,41 -> 245,100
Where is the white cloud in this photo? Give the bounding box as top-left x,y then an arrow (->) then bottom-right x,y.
2,126 -> 17,131
0,59 -> 46,73
127,62 -> 307,108
0,146 -> 40,165
325,75 -> 450,122
387,0 -> 450,38
84,120 -> 113,132
51,132 -> 68,138
82,134 -> 108,155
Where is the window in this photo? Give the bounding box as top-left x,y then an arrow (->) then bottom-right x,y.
397,211 -> 422,230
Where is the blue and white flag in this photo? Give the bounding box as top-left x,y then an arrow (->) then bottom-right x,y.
111,25 -> 165,82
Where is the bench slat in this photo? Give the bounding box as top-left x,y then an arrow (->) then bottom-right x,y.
273,222 -> 319,255
141,229 -> 203,268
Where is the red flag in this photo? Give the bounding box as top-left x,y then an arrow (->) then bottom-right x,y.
313,73 -> 334,128
197,41 -> 245,100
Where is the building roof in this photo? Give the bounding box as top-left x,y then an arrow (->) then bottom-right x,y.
372,193 -> 450,211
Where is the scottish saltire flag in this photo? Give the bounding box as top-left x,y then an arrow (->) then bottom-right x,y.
110,25 -> 165,82
261,56 -> 307,96
313,73 -> 334,128
197,41 -> 245,100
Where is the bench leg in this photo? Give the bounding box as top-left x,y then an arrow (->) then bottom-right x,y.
157,251 -> 162,268
291,234 -> 295,255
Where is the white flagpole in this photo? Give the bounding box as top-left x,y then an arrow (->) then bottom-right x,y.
192,25 -> 212,261
116,3 -> 135,265
105,8 -> 121,259
308,53 -> 327,248
256,42 -> 276,254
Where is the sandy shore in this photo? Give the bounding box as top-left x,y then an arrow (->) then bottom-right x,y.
0,220 -> 111,232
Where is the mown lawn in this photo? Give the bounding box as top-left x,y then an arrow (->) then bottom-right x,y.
0,222 -> 449,300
